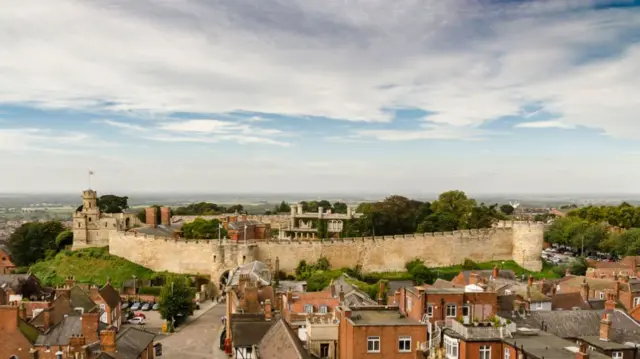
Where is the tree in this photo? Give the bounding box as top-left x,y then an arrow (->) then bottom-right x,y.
55,229 -> 73,249
181,218 -> 227,239
500,204 -> 514,215
332,202 -> 348,214
274,201 -> 291,213
97,195 -> 129,213
226,204 -> 244,214
7,221 -> 66,266
158,276 -> 195,328
569,257 -> 588,276
173,202 -> 225,216
429,190 -> 476,229
467,203 -> 503,229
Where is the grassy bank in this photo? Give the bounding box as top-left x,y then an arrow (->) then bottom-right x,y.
29,246 -> 156,288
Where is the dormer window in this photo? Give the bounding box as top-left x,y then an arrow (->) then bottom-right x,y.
319,305 -> 328,314
304,304 -> 314,314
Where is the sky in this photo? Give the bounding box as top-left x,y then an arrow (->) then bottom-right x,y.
1,0 -> 640,195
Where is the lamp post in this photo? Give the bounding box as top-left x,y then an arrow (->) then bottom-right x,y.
132,274 -> 137,301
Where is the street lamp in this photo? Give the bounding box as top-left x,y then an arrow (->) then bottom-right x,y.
132,275 -> 137,301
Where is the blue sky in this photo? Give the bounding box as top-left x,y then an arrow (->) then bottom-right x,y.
1,0 -> 640,194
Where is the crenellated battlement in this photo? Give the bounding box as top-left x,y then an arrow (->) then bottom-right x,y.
107,218 -> 544,283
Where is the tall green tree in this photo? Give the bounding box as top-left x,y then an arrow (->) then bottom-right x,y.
7,221 -> 66,266
181,218 -> 227,239
97,195 -> 129,213
225,204 -> 244,213
429,190 -> 476,229
332,202 -> 348,214
500,204 -> 514,215
55,229 -> 74,249
158,276 -> 195,328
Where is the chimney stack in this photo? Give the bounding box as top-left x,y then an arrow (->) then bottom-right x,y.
0,304 -> 19,330
599,313 -> 612,341
339,285 -> 345,303
604,291 -> 616,311
286,288 -> 293,303
19,302 -> 27,319
42,308 -> 51,330
576,342 -> 590,359
82,312 -> 100,343
469,272 -> 480,285
264,299 -> 272,321
527,275 -> 534,288
146,207 -> 157,227
275,257 -> 280,281
377,282 -> 385,305
580,278 -> 590,301
329,279 -> 336,298
66,275 -> 76,288
160,207 -> 171,226
492,265 -> 499,280
100,328 -> 117,353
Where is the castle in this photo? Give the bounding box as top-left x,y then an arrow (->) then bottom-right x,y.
71,189 -> 545,288
72,190 -> 140,249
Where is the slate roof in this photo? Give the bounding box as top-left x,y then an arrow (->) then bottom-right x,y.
30,294 -> 73,327
258,318 -> 310,359
228,220 -> 262,231
502,329 -> 611,359
229,261 -> 271,287
88,327 -> 156,359
99,283 -> 121,309
515,286 -> 550,303
499,309 -> 640,343
551,292 -> 592,310
325,276 -> 377,307
131,224 -> 177,238
460,269 -> 516,283
69,286 -> 99,312
112,327 -> 156,359
386,280 -> 415,296
35,315 -> 105,346
231,314 -> 277,347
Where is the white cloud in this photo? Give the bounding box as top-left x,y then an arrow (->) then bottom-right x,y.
515,121 -> 575,129
0,0 -> 637,139
0,127 -> 121,156
98,119 -> 146,132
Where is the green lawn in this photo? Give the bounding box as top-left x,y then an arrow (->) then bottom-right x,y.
29,246 -> 156,288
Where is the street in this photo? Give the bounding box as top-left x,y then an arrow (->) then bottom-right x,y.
156,302 -> 228,359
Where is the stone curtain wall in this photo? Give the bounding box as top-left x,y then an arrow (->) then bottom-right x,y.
107,221 -> 544,280
256,228 -> 515,273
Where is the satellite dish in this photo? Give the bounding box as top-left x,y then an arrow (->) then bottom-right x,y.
509,201 -> 520,209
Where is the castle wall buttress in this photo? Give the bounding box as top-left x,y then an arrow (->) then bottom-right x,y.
510,221 -> 544,271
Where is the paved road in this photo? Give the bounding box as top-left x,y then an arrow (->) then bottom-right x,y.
157,303 -> 228,359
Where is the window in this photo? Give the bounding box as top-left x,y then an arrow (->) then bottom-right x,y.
319,305 -> 328,314
634,297 -> 640,307
535,302 -> 544,310
304,304 -> 314,314
599,292 -> 605,300
479,345 -> 491,359
444,336 -> 458,359
504,348 -> 511,359
320,343 -> 330,358
398,336 -> 411,352
446,304 -> 456,317
612,352 -> 623,359
427,304 -> 434,317
367,336 -> 380,353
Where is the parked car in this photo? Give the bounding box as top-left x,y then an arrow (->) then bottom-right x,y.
142,303 -> 151,311
152,303 -> 159,311
122,302 -> 130,310
128,317 -> 145,325
131,302 -> 141,311
134,312 -> 146,319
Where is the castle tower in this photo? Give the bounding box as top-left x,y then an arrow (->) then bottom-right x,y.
511,221 -> 545,271
72,189 -> 101,249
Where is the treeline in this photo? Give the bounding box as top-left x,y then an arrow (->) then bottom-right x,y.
345,190 -> 506,236
7,221 -> 72,267
181,218 -> 228,239
173,202 -> 245,216
546,202 -> 640,256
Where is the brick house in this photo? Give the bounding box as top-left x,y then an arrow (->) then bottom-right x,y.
223,215 -> 271,241
281,289 -> 339,341
87,278 -> 122,330
33,311 -> 102,358
335,305 -> 428,359
0,245 -> 15,274
395,286 -> 498,325
558,276 -> 640,311
0,303 -> 39,359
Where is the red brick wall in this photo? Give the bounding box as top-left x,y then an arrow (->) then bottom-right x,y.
460,340 -> 502,359
0,306 -> 33,358
0,249 -> 15,274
